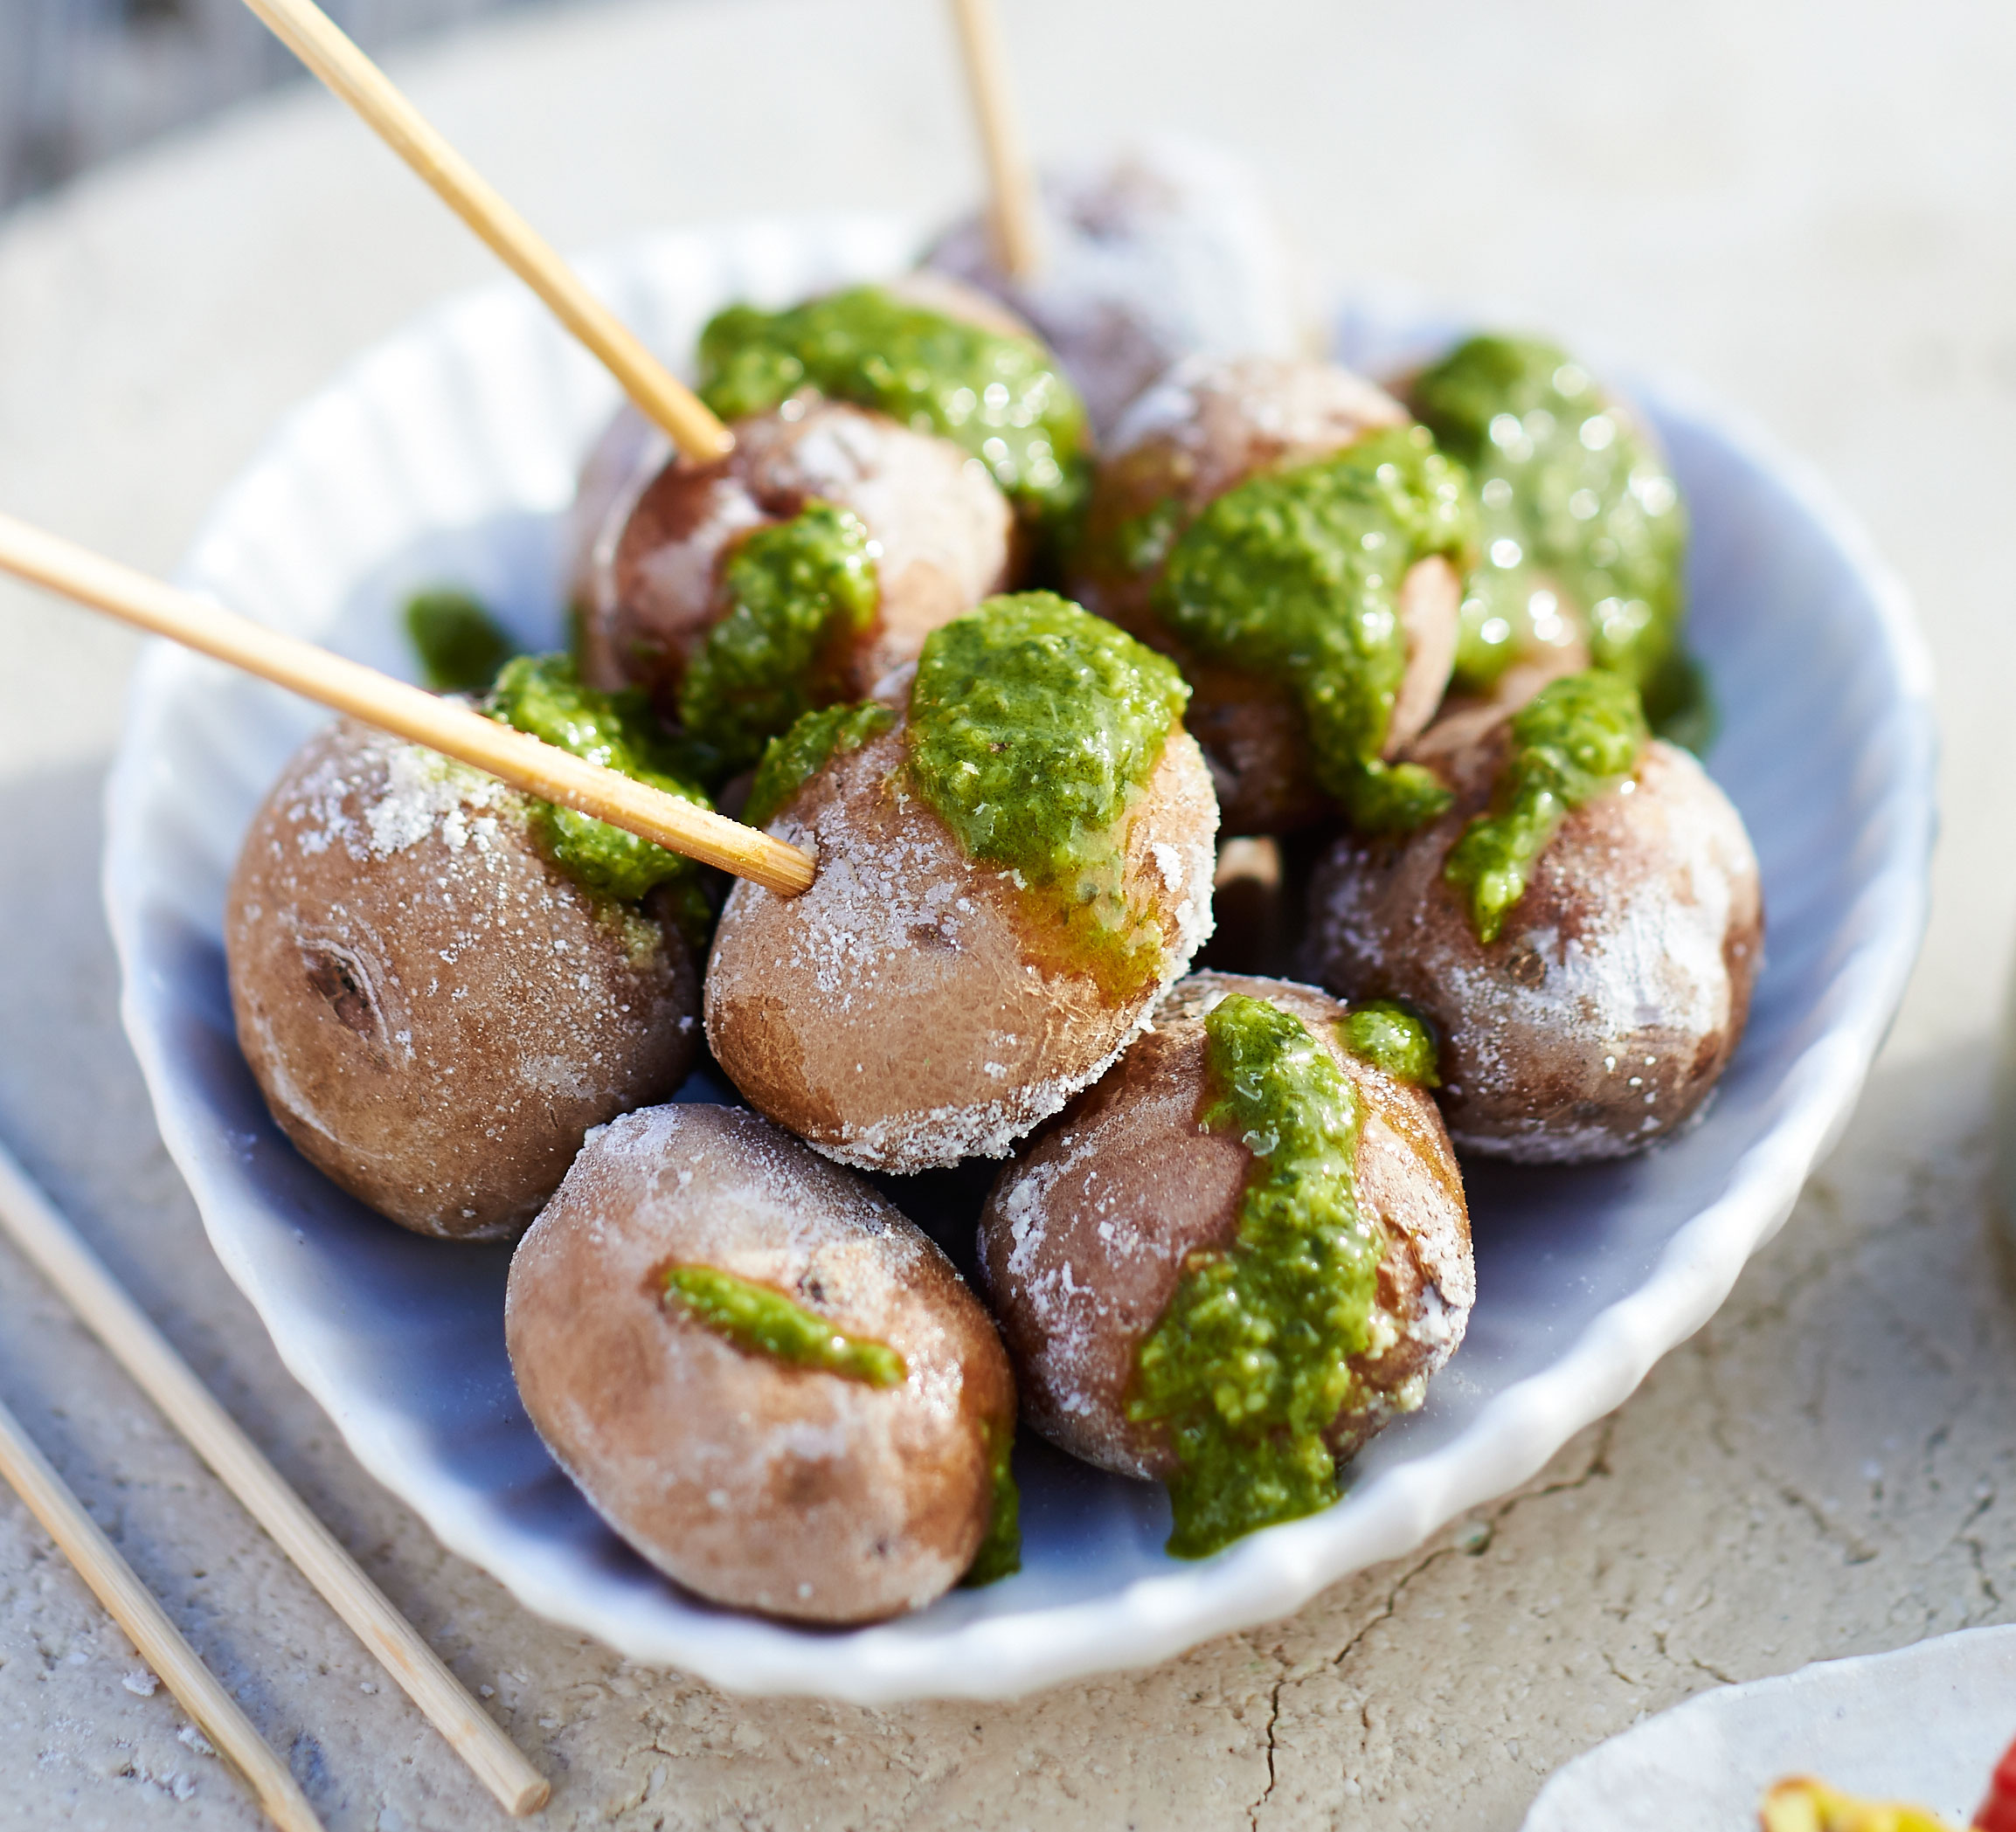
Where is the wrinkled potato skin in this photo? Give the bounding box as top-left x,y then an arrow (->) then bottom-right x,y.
1308,720 -> 1763,1162
507,1103 -> 1015,1624
1069,357 -> 1460,833
705,714 -> 1219,1172
225,721 -> 698,1240
578,398 -> 1015,715
977,972 -> 1473,1480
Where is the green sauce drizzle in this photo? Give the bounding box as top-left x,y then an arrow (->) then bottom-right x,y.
1153,425 -> 1477,833
482,655 -> 712,922
907,593 -> 1190,999
1127,994 -> 1383,1559
697,285 -> 1091,529
662,1264 -> 907,1387
405,589 -> 516,694
1339,1001 -> 1441,1087
1444,669 -> 1649,944
1410,334 -> 1705,740
744,700 -> 896,830
677,501 -> 879,773
960,1419 -> 1022,1588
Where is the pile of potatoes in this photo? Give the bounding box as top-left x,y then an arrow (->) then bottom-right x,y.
223,270 -> 1761,1626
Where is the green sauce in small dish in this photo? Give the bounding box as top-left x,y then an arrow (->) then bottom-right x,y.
1444,668 -> 1649,944
1128,994 -> 1385,1559
697,285 -> 1091,530
662,1264 -> 907,1387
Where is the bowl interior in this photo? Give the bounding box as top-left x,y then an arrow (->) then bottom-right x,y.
103,219 -> 1933,1699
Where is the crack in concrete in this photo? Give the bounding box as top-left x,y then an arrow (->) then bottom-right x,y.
1250,1668 -> 1285,1832
1601,1649 -> 1643,1689
1775,1483 -> 1880,1565
1245,1420 -> 1616,1825
1950,1490 -> 2004,1620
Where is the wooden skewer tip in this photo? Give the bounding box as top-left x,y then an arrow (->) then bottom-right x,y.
0,1392 -> 328,1832
0,1136 -> 551,1815
947,0 -> 1043,281
0,513 -> 813,902
235,0 -> 730,463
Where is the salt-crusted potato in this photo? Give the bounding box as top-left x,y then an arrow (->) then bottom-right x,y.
1308,715 -> 1763,1162
225,720 -> 697,1240
506,1102 -> 1015,1624
977,971 -> 1472,1481
1070,356 -> 1464,833
921,138 -> 1312,437
704,710 -> 1218,1173
1092,355 -> 1412,522
1397,333 -> 1700,743
576,398 -> 1015,716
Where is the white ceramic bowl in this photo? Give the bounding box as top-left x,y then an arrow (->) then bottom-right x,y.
1522,1625 -> 2016,1829
103,217 -> 1935,1702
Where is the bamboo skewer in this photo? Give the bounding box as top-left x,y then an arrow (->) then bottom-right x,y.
946,0 -> 1044,280
236,0 -> 731,464
0,513 -> 817,898
0,1143 -> 551,1818
0,1390 -> 328,1832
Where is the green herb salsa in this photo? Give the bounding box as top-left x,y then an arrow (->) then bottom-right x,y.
662,1264 -> 907,1387
482,654 -> 713,934
1127,994 -> 1384,1559
744,700 -> 896,830
1409,334 -> 1707,744
1444,668 -> 1649,944
678,501 -> 879,773
1339,1000 -> 1440,1087
906,593 -> 1190,1001
665,1262 -> 1024,1587
404,589 -> 517,695
1153,425 -> 1477,833
697,285 -> 1091,530
960,1418 -> 1022,1588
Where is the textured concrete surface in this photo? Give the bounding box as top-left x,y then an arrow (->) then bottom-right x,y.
1,0 -> 2013,1823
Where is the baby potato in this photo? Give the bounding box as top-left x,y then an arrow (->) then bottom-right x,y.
225,719 -> 698,1239
576,398 -> 1015,732
506,1102 -> 1016,1623
921,140 -> 1312,438
1308,709 -> 1763,1162
1070,356 -> 1465,833
704,696 -> 1218,1172
977,972 -> 1472,1494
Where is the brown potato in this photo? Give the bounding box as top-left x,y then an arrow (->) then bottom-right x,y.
920,142 -> 1313,438
1308,717 -> 1763,1162
1070,356 -> 1461,833
506,1102 -> 1015,1623
977,971 -> 1473,1480
1394,360 -> 1673,710
575,398 -> 1015,715
563,402 -> 664,621
225,720 -> 698,1239
704,709 -> 1219,1173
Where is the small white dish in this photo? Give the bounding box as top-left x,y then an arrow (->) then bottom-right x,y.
103,216 -> 1936,1701
1523,1626 -> 2016,1829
